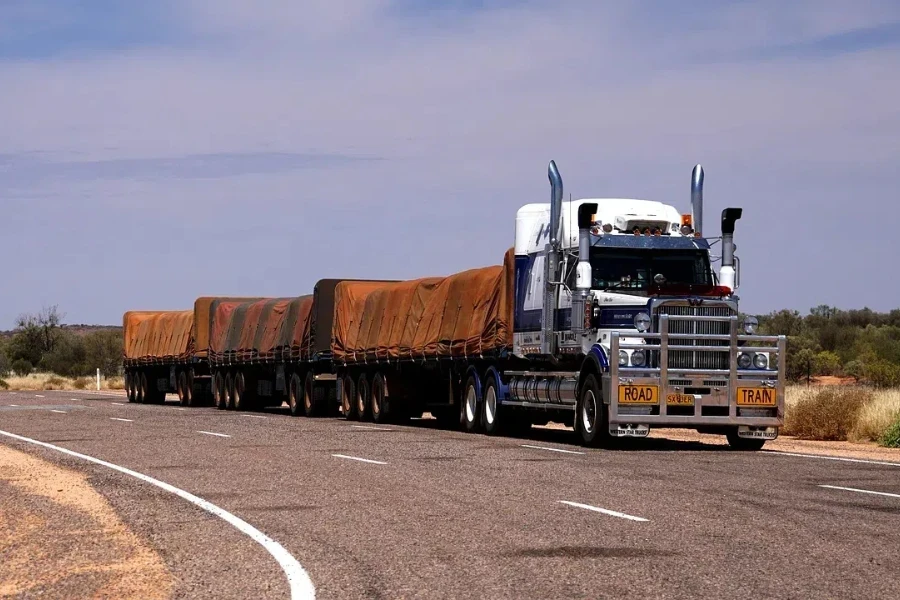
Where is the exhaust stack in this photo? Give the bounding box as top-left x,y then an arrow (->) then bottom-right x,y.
572,202 -> 598,335
720,208 -> 742,291
542,160 -> 564,355
691,164 -> 704,235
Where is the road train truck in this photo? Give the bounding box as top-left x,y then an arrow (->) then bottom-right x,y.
330,160 -> 786,449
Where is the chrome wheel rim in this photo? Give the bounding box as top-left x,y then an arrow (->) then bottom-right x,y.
582,390 -> 597,434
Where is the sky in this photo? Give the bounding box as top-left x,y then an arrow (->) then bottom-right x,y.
1,0 -> 899,327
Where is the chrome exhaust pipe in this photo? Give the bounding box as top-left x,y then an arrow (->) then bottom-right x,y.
542,160 -> 564,355
691,164 -> 704,235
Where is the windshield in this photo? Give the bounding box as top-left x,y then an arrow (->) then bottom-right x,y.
585,248 -> 713,293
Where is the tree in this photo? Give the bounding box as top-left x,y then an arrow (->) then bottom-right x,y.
83,330 -> 123,377
7,305 -> 65,367
814,351 -> 842,376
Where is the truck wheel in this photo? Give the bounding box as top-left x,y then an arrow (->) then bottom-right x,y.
462,373 -> 481,433
356,373 -> 370,421
577,374 -> 604,447
288,373 -> 303,417
234,372 -> 246,411
225,371 -> 235,410
125,373 -> 135,403
139,372 -> 149,404
482,375 -> 503,435
341,374 -> 357,420
177,371 -> 188,406
726,430 -> 766,451
214,371 -> 226,410
303,372 -> 320,417
184,371 -> 195,407
371,372 -> 387,424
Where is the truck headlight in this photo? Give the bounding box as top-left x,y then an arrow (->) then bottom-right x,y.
737,352 -> 752,369
742,316 -> 759,335
630,349 -> 646,367
634,312 -> 651,332
754,353 -> 769,369
619,350 -> 629,366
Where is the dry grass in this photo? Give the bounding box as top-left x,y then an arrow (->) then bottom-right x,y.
785,384 -> 900,445
2,372 -> 125,392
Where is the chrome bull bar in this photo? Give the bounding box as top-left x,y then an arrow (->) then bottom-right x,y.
605,314 -> 787,429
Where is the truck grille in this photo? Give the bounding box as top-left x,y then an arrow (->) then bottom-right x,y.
656,304 -> 734,370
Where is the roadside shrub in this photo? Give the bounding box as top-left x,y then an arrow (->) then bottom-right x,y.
851,388 -> 900,442
879,417 -> 900,448
11,359 -> 33,376
784,386 -> 872,441
0,379 -> 9,390
42,375 -> 67,390
72,377 -> 90,390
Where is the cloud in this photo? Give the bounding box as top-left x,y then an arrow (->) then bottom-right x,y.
1,0 -> 899,326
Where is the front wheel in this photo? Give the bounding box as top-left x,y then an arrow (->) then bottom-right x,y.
726,430 -> 767,451
577,374 -> 605,447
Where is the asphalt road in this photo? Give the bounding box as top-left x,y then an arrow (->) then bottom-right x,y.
1,389 -> 899,599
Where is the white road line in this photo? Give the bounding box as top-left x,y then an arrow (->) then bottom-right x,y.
521,444 -> 585,455
350,425 -> 392,431
50,409 -> 67,414
820,485 -> 900,500
9,404 -> 20,407
198,431 -> 231,438
763,450 -> 900,467
558,500 -> 649,522
0,428 -> 316,599
332,454 -> 387,465
241,414 -> 268,419
110,417 -> 134,423
34,394 -> 45,398
111,402 -> 125,406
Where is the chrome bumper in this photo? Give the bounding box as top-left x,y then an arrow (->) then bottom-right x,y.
604,314 -> 787,431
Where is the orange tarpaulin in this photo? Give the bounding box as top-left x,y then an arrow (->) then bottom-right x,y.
332,248 -> 515,362
123,310 -> 194,366
208,296 -> 314,365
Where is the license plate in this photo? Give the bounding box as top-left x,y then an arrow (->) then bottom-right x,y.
618,385 -> 658,404
666,393 -> 694,406
736,387 -> 777,406
738,426 -> 778,440
609,424 -> 650,437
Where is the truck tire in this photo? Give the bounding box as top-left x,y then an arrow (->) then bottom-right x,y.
462,373 -> 481,433
481,375 -> 503,435
214,371 -> 227,410
341,373 -> 357,420
356,373 -> 370,421
577,374 -> 604,447
234,371 -> 247,411
726,430 -> 766,451
225,371 -> 235,410
303,372 -> 320,418
289,372 -> 303,417
371,372 -> 387,424
184,371 -> 195,407
177,371 -> 188,406
139,372 -> 149,404
125,373 -> 135,403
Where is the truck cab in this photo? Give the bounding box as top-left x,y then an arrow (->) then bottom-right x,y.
508,161 -> 785,449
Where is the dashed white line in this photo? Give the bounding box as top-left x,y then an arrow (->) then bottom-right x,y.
50,409 -> 67,414
558,500 -> 649,522
111,402 -> 125,406
198,431 -> 231,438
0,428 -> 316,599
521,444 -> 585,455
110,417 -> 134,423
9,404 -> 20,407
350,425 -> 393,431
763,450 -> 900,467
820,485 -> 900,500
34,394 -> 45,398
332,454 -> 387,465
241,414 -> 268,419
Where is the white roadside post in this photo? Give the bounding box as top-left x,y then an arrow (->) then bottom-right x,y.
96,368 -> 101,391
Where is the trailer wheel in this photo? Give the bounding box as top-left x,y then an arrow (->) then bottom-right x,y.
371,372 -> 387,424
138,372 -> 149,404
214,371 -> 226,410
177,371 -> 188,406
184,371 -> 196,407
224,371 -> 235,410
356,373 -> 370,421
341,374 -> 357,420
288,373 -> 303,417
234,372 -> 246,411
462,373 -> 481,432
303,372 -> 320,418
577,374 -> 604,447
125,373 -> 134,403
481,375 -> 503,435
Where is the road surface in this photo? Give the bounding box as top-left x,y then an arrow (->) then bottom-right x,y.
1,389 -> 898,599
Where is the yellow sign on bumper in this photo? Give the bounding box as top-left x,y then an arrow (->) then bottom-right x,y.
736,387 -> 777,406
618,385 -> 659,404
